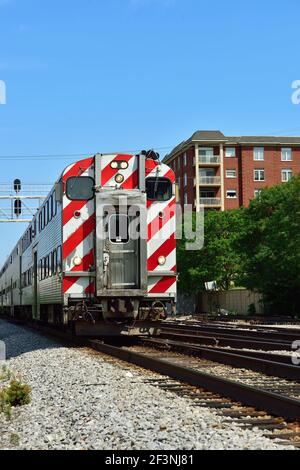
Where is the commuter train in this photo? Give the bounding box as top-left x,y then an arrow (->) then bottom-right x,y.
0,152 -> 177,335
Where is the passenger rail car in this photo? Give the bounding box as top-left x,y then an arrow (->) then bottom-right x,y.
0,152 -> 177,335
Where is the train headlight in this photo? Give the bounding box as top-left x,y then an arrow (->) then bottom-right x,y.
120,161 -> 128,169
158,256 -> 166,266
73,257 -> 82,267
115,174 -> 124,184
111,161 -> 118,169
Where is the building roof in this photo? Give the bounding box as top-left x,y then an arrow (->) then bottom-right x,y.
228,136 -> 300,144
191,130 -> 227,142
163,130 -> 300,162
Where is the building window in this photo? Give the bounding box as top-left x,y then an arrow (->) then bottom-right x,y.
282,169 -> 292,182
184,193 -> 188,205
226,169 -> 236,178
200,190 -> 216,198
281,148 -> 292,161
199,147 -> 214,157
200,168 -> 215,177
183,152 -> 187,166
225,147 -> 236,157
226,189 -> 237,198
254,169 -> 265,181
178,156 -> 181,168
184,173 -> 187,187
254,147 -> 264,161
254,189 -> 262,198
173,159 -> 177,171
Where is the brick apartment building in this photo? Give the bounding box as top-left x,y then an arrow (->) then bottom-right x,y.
163,130 -> 300,211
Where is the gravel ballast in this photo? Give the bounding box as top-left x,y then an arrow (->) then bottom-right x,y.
0,319 -> 295,450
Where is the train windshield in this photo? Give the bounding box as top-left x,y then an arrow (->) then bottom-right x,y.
109,214 -> 129,244
146,177 -> 172,201
66,176 -> 94,200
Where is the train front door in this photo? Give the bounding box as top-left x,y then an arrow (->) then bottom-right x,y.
106,212 -> 140,291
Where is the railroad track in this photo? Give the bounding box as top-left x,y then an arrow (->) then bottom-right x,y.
2,316 -> 300,447
139,337 -> 300,381
89,340 -> 300,447
158,322 -> 300,351
164,320 -> 300,338
180,315 -> 300,326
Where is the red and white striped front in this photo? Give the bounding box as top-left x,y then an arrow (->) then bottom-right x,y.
61,154 -> 176,302
62,156 -> 96,297
146,160 -> 177,298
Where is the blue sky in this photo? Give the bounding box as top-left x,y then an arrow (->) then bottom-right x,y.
0,0 -> 300,263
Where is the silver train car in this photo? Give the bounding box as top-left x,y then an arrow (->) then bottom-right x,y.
0,152 -> 177,335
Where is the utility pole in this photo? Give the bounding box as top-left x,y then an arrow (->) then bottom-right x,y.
0,180 -> 52,223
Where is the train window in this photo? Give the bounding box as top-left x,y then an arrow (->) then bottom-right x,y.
46,200 -> 50,225
43,257 -> 48,279
52,249 -> 57,275
52,191 -> 57,217
49,196 -> 53,221
109,214 -> 129,244
146,177 -> 172,201
49,255 -> 53,277
57,246 -> 62,273
66,177 -> 94,201
43,205 -> 46,228
32,220 -> 36,238
40,260 -> 43,280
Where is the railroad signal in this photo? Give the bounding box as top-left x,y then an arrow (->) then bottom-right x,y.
0,182 -> 49,223
14,179 -> 21,193
14,199 -> 22,216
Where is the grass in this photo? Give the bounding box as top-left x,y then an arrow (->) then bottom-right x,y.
0,366 -> 31,418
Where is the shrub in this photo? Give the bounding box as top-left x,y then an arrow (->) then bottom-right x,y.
0,376 -> 31,417
1,379 -> 31,407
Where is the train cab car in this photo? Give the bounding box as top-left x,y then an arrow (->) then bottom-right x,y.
0,152 -> 177,336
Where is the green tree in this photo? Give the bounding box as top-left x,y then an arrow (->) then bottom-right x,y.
177,209 -> 244,295
237,175 -> 300,316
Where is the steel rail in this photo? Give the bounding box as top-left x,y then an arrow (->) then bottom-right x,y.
158,330 -> 291,351
88,340 -> 300,420
141,337 -> 300,381
161,323 -> 300,342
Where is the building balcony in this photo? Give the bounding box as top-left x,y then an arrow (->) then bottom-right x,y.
199,197 -> 222,207
198,156 -> 221,165
198,176 -> 221,186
